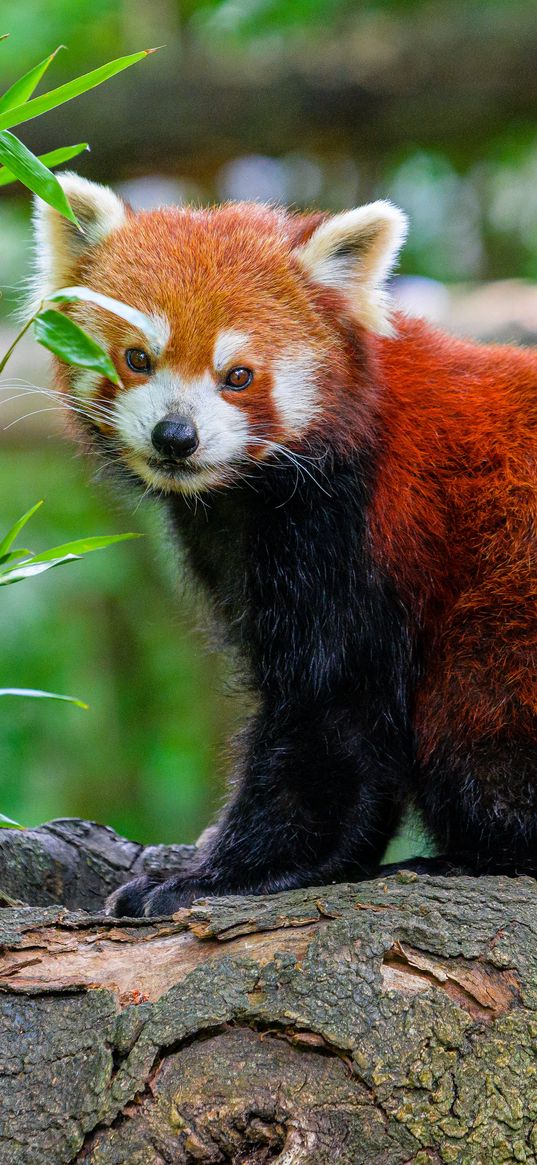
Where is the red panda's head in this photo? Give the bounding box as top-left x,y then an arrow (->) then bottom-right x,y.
32,174 -> 407,494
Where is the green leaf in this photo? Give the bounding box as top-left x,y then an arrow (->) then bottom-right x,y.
0,812 -> 24,830
0,499 -> 43,559
26,532 -> 141,565
0,49 -> 157,133
0,533 -> 141,582
0,556 -> 81,584
0,142 -> 89,188
0,548 -> 34,565
50,287 -> 161,348
0,688 -> 88,710
0,131 -> 79,223
33,309 -> 122,385
0,45 -> 64,114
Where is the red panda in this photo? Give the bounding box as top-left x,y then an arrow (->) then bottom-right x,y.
32,174 -> 537,916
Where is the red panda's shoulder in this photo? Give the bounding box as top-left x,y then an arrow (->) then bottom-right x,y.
378,311 -> 537,398
370,311 -> 537,447
367,311 -> 537,602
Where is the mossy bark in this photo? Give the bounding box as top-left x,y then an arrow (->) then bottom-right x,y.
0,819 -> 536,1164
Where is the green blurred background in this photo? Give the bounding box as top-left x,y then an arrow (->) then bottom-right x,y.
0,0 -> 536,853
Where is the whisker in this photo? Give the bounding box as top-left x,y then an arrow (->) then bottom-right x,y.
0,381 -> 119,430
0,367 -> 115,413
246,438 -> 332,498
249,434 -> 330,467
2,406 -> 66,430
132,482 -> 153,514
0,390 -> 49,407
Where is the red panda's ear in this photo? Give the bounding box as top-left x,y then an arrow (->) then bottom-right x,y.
30,172 -> 128,305
293,200 -> 408,336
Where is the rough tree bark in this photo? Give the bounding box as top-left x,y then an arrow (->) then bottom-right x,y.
0,819 -> 536,1165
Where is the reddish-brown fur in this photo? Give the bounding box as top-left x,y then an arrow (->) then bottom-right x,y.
368,318 -> 536,764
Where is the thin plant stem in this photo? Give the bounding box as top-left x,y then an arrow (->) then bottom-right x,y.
0,306 -> 40,375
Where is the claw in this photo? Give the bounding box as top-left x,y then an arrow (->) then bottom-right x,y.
105,874 -> 161,917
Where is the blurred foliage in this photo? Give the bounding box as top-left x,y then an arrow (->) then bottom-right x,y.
3,0 -> 537,63
1,0 -> 537,304
0,3 -> 127,72
0,447 -> 238,842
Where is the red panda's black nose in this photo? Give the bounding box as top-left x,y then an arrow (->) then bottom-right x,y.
151,415 -> 199,460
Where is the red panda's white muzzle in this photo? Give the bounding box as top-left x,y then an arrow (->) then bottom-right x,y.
111,369 -> 253,495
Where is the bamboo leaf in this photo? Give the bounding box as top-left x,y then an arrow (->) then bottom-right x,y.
0,555 -> 81,584
0,142 -> 88,188
0,45 -> 64,114
33,309 -> 122,385
0,500 -> 43,559
0,812 -> 24,830
25,532 -> 141,565
0,533 -> 141,581
0,50 -> 157,133
0,131 -> 79,223
0,688 -> 88,710
49,287 -> 162,348
0,548 -> 34,565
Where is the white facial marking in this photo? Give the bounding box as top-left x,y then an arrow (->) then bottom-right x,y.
59,289 -> 170,356
112,368 -> 251,494
213,329 -> 251,372
190,373 -> 251,464
112,372 -> 177,454
146,311 -> 170,356
272,349 -> 320,436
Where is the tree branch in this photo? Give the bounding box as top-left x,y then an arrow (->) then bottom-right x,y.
0,820 -> 534,1163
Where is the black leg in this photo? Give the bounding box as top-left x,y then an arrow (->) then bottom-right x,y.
417,735 -> 537,874
107,698 -> 407,916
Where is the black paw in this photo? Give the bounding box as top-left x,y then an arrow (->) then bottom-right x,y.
105,874 -> 212,918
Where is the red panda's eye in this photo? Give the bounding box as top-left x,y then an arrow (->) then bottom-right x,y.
224,367 -> 253,390
125,348 -> 151,374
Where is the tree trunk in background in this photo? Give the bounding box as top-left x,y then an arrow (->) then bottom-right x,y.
0,819 -> 535,1164
17,17 -> 537,181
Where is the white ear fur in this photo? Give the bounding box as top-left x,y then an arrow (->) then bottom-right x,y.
295,200 -> 408,335
31,172 -> 127,306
